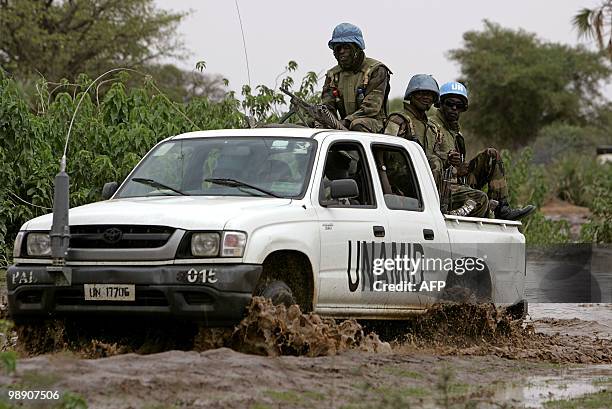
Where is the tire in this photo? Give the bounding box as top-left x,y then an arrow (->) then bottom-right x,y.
257,280 -> 296,307
442,258 -> 493,303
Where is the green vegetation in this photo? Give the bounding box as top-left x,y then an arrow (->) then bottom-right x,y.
0,0 -> 186,83
449,20 -> 611,148
58,392 -> 88,409
261,389 -> 325,403
0,64 -> 318,264
592,377 -> 612,385
0,350 -> 16,375
544,389 -> 612,409
574,1 -> 612,60
0,17 -> 609,266
383,367 -> 425,379
20,370 -> 62,388
263,390 -> 300,403
388,20 -> 611,245
0,319 -> 15,375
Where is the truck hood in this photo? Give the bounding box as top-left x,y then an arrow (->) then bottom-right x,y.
25,196 -> 293,231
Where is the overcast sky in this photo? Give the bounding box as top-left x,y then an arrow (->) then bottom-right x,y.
155,0 -> 606,99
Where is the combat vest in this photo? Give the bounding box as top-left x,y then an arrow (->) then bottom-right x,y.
325,57 -> 389,121
384,103 -> 440,153
430,108 -> 465,159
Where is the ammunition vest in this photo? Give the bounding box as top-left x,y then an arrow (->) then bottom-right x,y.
385,106 -> 440,153
431,108 -> 465,157
326,57 -> 389,120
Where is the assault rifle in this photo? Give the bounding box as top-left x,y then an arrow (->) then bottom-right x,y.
440,166 -> 453,214
279,87 -> 347,131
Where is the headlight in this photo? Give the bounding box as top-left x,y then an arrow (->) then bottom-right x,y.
191,233 -> 220,257
221,231 -> 246,257
13,232 -> 25,258
26,232 -> 51,257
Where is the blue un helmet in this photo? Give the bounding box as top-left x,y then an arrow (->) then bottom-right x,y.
439,81 -> 469,110
328,23 -> 366,50
404,74 -> 440,102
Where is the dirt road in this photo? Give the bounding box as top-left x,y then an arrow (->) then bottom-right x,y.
1,299 -> 612,409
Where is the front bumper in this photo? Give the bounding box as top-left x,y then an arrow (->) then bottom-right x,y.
7,263 -> 262,326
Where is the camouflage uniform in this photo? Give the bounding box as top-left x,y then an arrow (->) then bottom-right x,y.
321,56 -> 391,133
384,103 -> 489,217
430,108 -> 509,202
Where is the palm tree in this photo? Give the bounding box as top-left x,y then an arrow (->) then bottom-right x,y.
573,1 -> 612,59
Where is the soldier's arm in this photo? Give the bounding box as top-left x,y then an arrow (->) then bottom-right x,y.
345,66 -> 389,121
321,75 -> 338,113
384,115 -> 408,138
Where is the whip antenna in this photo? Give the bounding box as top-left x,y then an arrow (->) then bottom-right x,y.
234,0 -> 252,88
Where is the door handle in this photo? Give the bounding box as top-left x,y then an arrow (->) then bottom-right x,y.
373,225 -> 385,238
423,229 -> 434,240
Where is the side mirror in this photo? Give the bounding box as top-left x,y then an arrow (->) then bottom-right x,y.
330,179 -> 359,200
102,182 -> 119,200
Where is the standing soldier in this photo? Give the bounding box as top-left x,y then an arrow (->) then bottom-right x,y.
322,23 -> 391,133
384,74 -> 489,218
430,81 -> 535,220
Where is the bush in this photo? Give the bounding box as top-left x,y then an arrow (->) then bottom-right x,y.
549,154 -> 606,207
0,64 -> 318,263
531,122 -> 610,165
580,163 -> 612,243
502,147 -> 548,208
523,212 -> 571,245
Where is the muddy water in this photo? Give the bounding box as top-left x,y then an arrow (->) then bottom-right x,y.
523,274 -> 612,409
530,303 -> 612,339
526,245 -> 612,339
493,365 -> 612,408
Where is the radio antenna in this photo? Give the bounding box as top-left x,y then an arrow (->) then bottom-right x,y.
234,0 -> 252,88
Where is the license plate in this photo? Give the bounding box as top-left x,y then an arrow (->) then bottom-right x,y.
84,284 -> 135,301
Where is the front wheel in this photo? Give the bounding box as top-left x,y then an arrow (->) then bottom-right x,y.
257,280 -> 296,307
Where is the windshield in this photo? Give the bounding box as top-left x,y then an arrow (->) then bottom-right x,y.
117,137 -> 316,199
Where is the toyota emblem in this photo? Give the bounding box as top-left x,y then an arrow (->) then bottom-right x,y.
102,227 -> 123,243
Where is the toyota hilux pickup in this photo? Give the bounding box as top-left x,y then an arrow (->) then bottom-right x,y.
7,128 -> 526,325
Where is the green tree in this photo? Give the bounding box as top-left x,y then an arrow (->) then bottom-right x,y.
449,21 -> 611,148
0,0 -> 187,82
574,1 -> 612,59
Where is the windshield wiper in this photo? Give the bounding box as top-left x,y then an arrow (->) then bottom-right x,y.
204,178 -> 281,198
131,178 -> 187,196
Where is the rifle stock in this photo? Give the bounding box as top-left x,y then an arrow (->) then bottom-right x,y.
280,87 -> 347,130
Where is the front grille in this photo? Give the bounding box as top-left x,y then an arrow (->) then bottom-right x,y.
55,288 -> 169,306
17,290 -> 42,304
70,225 -> 175,249
182,292 -> 214,305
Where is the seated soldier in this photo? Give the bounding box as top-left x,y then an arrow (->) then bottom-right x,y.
430,81 -> 535,220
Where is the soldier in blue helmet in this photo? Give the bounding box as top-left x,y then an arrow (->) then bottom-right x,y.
429,81 -> 535,220
384,74 -> 441,145
321,23 -> 392,133
383,75 -> 489,218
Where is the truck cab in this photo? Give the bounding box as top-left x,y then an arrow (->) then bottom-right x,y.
8,128 -> 526,324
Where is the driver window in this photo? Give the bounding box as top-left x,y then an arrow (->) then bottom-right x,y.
319,142 -> 375,207
372,144 -> 423,211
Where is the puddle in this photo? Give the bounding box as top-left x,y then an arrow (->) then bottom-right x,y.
529,303 -> 612,339
493,364 -> 612,408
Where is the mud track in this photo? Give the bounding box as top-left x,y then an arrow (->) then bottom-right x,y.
1,298 -> 612,408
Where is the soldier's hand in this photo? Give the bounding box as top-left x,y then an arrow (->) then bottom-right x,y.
448,150 -> 462,167
456,162 -> 470,177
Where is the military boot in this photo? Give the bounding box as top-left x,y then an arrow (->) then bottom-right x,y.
495,200 -> 536,221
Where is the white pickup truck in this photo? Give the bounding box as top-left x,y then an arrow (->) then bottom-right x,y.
8,128 -> 526,324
